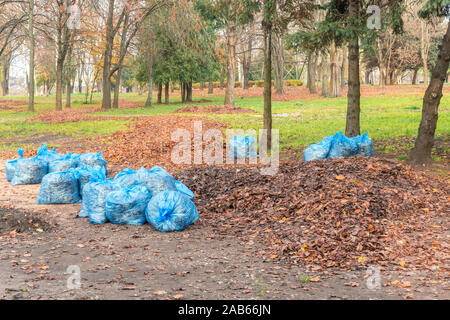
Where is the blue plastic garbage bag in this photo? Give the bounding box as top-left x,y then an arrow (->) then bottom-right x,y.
148,166 -> 195,199
49,152 -> 79,173
11,157 -> 48,185
328,132 -> 359,159
145,191 -> 200,232
78,152 -> 107,171
229,136 -> 258,159
75,166 -> 107,201
303,136 -> 334,162
5,149 -> 24,182
36,143 -> 65,164
37,170 -> 80,204
114,168 -> 139,187
136,167 -> 177,197
81,179 -> 122,224
353,133 -> 374,157
105,185 -> 151,226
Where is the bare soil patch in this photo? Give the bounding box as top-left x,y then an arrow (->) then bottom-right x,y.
0,208 -> 54,235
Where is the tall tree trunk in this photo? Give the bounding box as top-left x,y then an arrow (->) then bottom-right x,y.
420,21 -> 430,86
242,33 -> 252,90
145,24 -> 154,108
345,0 -> 361,138
412,68 -> 418,85
101,0 -> 115,110
410,23 -> 450,164
341,46 -> 347,89
262,0 -> 273,150
65,44 -> 73,108
330,42 -> 342,97
272,31 -> 285,94
164,82 -> 169,104
157,83 -> 162,104
208,81 -> 213,94
181,82 -> 186,103
113,69 -> 122,109
321,53 -> 329,97
1,53 -> 10,96
28,0 -> 35,112
224,23 -> 236,106
307,52 -> 317,94
187,82 -> 193,102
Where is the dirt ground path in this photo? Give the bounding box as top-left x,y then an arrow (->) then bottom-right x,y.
0,164 -> 447,300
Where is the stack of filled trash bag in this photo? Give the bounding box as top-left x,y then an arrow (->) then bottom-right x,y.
78,166 -> 198,232
303,132 -> 374,162
4,143 -> 199,232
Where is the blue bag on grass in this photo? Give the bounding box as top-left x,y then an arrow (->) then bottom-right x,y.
303,136 -> 334,162
36,143 -> 65,164
78,152 -> 108,172
5,149 -> 24,182
48,152 -> 79,173
114,168 -> 139,187
145,191 -> 200,232
105,185 -> 151,226
11,157 -> 48,185
37,170 -> 80,204
84,179 -> 122,224
229,136 -> 258,159
327,132 -> 359,159
353,133 -> 374,157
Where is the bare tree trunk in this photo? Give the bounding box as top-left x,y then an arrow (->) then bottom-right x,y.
345,0 -> 361,138
187,82 -> 193,102
242,33 -> 253,90
341,46 -> 347,89
307,52 -> 317,94
412,68 -> 418,85
420,21 -> 430,86
329,41 -> 342,97
321,53 -> 329,97
262,0 -> 273,150
208,81 -> 213,94
65,43 -> 74,108
101,0 -> 115,110
410,23 -> 450,164
144,24 -> 154,108
28,0 -> 35,112
224,23 -> 236,106
181,82 -> 186,103
1,53 -> 10,96
164,82 -> 169,104
157,83 -> 162,104
272,31 -> 285,94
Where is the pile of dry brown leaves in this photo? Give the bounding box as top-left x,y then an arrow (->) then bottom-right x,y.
98,115 -> 227,173
175,157 -> 449,272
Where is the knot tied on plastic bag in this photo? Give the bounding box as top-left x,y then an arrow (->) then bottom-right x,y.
5,149 -> 25,182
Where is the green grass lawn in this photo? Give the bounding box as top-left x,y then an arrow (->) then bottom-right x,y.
0,89 -> 448,162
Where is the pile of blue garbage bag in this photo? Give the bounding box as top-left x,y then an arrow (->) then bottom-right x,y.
5,143 -> 198,232
303,132 -> 374,162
